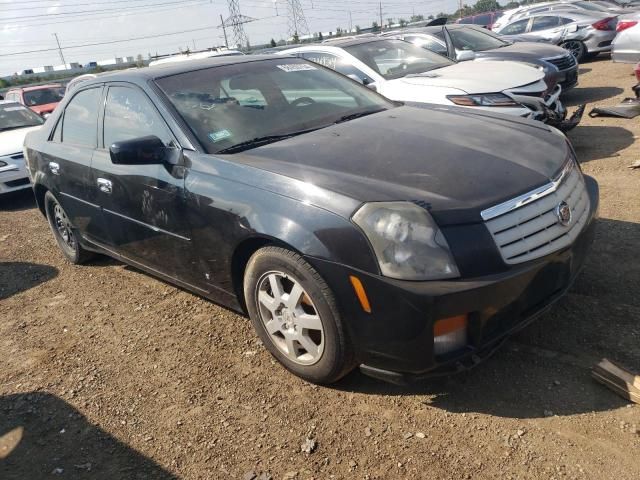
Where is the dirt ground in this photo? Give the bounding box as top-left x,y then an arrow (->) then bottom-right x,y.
1,57 -> 639,480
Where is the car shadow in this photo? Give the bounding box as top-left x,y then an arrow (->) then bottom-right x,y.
0,189 -> 35,212
0,262 -> 58,300
569,125 -> 635,162
0,392 -> 178,480
332,218 -> 640,419
578,67 -> 591,75
563,86 -> 624,106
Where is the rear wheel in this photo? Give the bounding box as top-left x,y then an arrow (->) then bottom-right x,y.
44,191 -> 93,264
243,246 -> 354,384
561,40 -> 586,62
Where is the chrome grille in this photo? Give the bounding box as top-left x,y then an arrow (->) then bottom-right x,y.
482,160 -> 590,265
544,53 -> 577,72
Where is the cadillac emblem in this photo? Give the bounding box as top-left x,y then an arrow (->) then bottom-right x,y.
555,201 -> 572,227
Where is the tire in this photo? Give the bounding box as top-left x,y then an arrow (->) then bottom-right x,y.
44,191 -> 93,264
243,246 -> 355,384
561,40 -> 586,63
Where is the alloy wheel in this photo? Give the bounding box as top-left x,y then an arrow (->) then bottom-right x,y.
53,203 -> 75,250
562,41 -> 583,60
256,271 -> 325,366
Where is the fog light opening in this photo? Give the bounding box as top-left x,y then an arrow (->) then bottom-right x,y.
433,315 -> 468,356
349,275 -> 372,313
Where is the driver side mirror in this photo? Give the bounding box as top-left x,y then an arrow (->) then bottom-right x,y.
109,135 -> 179,165
456,50 -> 476,62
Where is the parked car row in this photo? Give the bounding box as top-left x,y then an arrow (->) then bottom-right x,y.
21,53 -> 599,384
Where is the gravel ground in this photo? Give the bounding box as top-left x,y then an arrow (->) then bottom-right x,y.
1,57 -> 639,480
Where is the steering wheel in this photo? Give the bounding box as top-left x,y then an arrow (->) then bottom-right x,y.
291,96 -> 316,107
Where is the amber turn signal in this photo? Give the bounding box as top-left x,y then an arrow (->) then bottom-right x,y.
349,275 -> 372,313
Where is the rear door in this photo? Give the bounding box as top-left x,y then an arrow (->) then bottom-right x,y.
90,83 -> 195,282
40,85 -> 104,240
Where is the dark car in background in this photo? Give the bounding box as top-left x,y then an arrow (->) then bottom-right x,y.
4,84 -> 65,118
383,24 -> 580,90
455,11 -> 504,29
24,56 -> 598,384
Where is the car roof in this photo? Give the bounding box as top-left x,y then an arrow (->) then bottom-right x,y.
76,55 -> 301,88
14,84 -> 63,92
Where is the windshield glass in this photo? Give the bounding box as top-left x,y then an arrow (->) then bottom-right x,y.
574,1 -> 609,10
344,39 -> 454,80
448,27 -> 509,51
156,59 -> 393,154
0,102 -> 44,131
23,86 -> 65,106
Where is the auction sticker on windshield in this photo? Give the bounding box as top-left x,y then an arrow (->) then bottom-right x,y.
277,64 -> 317,72
208,129 -> 232,143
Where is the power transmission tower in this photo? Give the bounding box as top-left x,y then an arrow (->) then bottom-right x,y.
286,0 -> 309,38
224,0 -> 254,48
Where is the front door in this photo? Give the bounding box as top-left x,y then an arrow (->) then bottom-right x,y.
91,84 -> 195,283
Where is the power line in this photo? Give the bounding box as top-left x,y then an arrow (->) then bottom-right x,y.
1,0 -> 215,21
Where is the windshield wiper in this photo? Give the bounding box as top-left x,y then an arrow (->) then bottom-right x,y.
217,126 -> 324,154
334,108 -> 387,124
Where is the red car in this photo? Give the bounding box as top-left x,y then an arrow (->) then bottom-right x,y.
4,84 -> 65,117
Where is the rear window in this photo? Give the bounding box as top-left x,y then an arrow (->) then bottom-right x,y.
23,87 -> 65,107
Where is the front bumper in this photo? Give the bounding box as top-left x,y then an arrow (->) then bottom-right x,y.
307,176 -> 598,384
0,154 -> 31,194
511,85 -> 584,132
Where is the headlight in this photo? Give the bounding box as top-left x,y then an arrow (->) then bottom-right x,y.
352,202 -> 460,281
447,93 -> 520,107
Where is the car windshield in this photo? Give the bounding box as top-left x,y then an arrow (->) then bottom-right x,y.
573,1 -> 609,11
344,39 -> 454,80
23,87 -> 65,106
156,59 -> 394,154
448,27 -> 510,51
0,102 -> 44,131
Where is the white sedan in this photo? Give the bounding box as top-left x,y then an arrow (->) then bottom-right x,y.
279,38 -> 570,127
0,101 -> 43,194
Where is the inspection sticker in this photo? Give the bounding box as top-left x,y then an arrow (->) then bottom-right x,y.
208,129 -> 232,143
277,64 -> 317,72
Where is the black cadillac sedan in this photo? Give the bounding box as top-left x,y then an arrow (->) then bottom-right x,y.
24,56 -> 598,384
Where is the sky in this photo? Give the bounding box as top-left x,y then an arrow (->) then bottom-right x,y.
0,0 -> 459,76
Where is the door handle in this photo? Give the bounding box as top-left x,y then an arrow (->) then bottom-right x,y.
49,162 -> 60,175
97,178 -> 112,194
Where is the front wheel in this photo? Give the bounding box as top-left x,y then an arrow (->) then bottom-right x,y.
44,191 -> 93,264
561,40 -> 586,63
243,246 -> 354,384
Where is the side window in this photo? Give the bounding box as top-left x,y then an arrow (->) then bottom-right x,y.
62,87 -> 101,147
473,14 -> 491,25
531,16 -> 560,32
500,19 -> 529,35
405,35 -> 448,56
103,86 -> 173,148
559,17 -> 574,25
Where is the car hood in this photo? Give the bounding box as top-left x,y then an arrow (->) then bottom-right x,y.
481,41 -> 571,59
395,60 -> 544,94
0,125 -> 42,156
228,105 -> 570,225
30,103 -> 59,114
